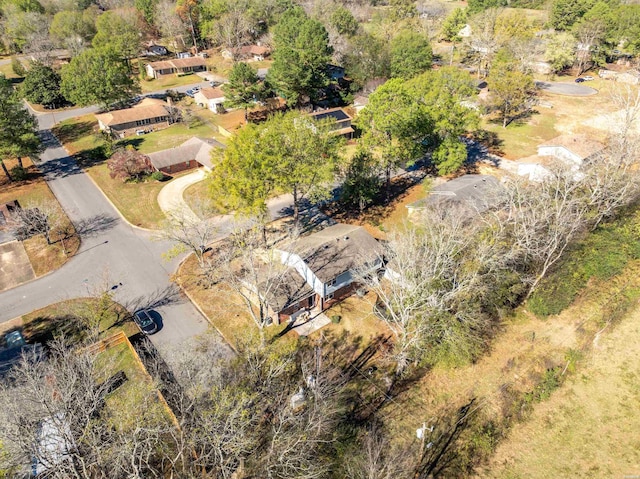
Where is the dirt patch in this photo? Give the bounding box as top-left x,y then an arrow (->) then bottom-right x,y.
0,241 -> 35,291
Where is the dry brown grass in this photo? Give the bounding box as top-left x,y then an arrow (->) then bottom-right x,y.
176,254 -> 293,348
0,157 -> 80,277
479,293 -> 640,478
316,292 -> 392,344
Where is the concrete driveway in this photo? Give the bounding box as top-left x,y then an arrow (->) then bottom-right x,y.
157,169 -> 206,221
0,241 -> 35,292
535,81 -> 598,96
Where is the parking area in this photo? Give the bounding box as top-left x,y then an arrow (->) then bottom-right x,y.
0,241 -> 35,291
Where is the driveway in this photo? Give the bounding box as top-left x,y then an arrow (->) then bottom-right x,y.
0,241 -> 35,292
535,81 -> 598,96
157,168 -> 206,222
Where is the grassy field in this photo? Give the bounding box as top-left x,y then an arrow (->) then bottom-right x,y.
480,300 -> 640,478
0,157 -> 80,276
0,297 -> 138,345
182,176 -> 220,219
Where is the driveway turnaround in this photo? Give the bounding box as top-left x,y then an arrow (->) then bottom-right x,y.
157,169 -> 206,221
535,81 -> 598,96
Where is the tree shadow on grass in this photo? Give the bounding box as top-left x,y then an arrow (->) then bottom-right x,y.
51,121 -> 95,145
21,313 -> 84,345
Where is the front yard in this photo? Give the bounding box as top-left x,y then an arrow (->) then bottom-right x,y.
139,72 -> 204,93
51,114 -> 222,229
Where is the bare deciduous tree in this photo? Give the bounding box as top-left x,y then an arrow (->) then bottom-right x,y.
157,206 -> 219,270
0,338 -> 173,478
10,199 -> 64,245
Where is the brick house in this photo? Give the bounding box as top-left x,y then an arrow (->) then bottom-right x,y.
95,99 -> 176,138
148,137 -> 225,174
145,57 -> 207,79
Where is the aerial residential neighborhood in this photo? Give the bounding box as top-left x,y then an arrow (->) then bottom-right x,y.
0,0 -> 639,477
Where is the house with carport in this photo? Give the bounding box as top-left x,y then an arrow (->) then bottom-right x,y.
147,137 -> 225,174
145,57 -> 207,79
268,223 -> 383,324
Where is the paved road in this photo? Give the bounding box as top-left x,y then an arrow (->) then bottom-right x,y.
535,81 -> 598,97
0,125 -> 226,358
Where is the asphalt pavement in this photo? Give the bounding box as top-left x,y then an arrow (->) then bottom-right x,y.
0,112 -> 230,358
535,81 -> 598,96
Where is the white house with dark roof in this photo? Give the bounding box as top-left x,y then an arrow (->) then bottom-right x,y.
271,223 -> 383,322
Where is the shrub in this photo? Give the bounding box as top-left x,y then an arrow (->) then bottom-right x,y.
177,71 -> 193,77
10,166 -> 27,181
149,171 -> 165,181
11,57 -> 25,77
331,315 -> 341,324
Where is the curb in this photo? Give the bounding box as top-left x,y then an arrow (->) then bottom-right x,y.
45,127 -> 157,233
174,253 -> 238,354
82,172 -> 157,233
173,253 -> 238,354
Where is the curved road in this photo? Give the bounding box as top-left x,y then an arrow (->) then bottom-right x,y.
0,114 -> 220,356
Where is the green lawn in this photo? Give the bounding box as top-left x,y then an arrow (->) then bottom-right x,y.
183,176 -> 221,219
86,163 -> 187,228
480,110 -> 559,159
0,62 -> 23,82
139,73 -> 204,93
52,115 -> 222,228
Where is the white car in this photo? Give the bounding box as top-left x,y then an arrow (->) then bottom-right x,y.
583,76 -> 594,81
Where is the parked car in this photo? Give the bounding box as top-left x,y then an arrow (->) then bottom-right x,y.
4,331 -> 25,349
133,310 -> 158,335
582,75 -> 594,81
135,129 -> 148,136
185,89 -> 195,97
575,78 -> 585,83
209,80 -> 221,87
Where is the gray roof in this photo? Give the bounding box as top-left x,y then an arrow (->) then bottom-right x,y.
407,174 -> 504,214
279,223 -> 382,283
262,268 -> 315,312
147,137 -> 225,170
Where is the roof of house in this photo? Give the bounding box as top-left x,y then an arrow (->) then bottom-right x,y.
147,136 -> 225,170
195,87 -> 225,101
407,174 -> 504,213
95,99 -> 170,128
279,223 -> 382,283
538,134 -> 604,160
147,57 -> 206,70
262,268 -> 315,312
309,107 -> 352,123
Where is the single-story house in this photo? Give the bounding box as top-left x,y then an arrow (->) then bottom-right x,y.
95,98 -> 176,138
271,223 -> 383,323
537,134 -> 604,167
194,87 -> 226,113
222,45 -> 270,61
407,174 -> 504,217
148,136 -> 225,174
308,107 -> 354,139
145,57 -> 207,79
